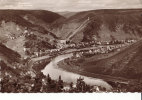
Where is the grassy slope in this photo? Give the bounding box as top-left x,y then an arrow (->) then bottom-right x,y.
81,40 -> 142,79
59,40 -> 142,80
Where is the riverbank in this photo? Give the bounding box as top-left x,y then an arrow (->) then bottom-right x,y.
58,60 -> 132,84
41,53 -> 112,91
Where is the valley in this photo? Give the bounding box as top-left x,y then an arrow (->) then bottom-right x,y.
1,9 -> 142,92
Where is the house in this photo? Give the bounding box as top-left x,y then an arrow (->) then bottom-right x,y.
23,48 -> 27,52
56,39 -> 67,48
34,52 -> 39,57
96,41 -> 101,45
63,86 -> 70,91
59,39 -> 66,44
24,30 -> 28,34
76,53 -> 80,58
16,26 -> 20,31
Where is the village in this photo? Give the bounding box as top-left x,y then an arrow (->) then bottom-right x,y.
1,20 -> 140,93
1,20 -> 137,61
29,38 -> 137,59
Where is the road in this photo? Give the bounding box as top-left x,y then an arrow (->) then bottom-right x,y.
29,43 -> 129,67
31,55 -> 51,62
27,41 -> 141,88
67,19 -> 89,40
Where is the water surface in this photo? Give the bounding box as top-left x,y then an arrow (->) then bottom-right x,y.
41,53 -> 112,90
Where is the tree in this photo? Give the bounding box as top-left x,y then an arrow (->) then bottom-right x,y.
31,73 -> 43,92
69,82 -> 74,92
70,82 -> 73,89
47,74 -> 51,84
45,74 -> 57,93
57,75 -> 63,92
76,77 -> 86,92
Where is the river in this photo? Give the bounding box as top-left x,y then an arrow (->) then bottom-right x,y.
41,53 -> 112,90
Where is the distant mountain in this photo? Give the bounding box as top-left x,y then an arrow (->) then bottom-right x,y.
0,10 -> 64,35
0,10 -> 63,25
57,11 -> 77,18
51,9 -> 142,43
0,10 -> 64,57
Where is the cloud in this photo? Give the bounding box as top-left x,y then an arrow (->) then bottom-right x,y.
0,0 -> 33,9
0,0 -> 19,7
0,0 -> 142,11
31,0 -> 142,11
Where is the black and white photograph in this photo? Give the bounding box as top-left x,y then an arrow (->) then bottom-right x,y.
0,0 -> 142,94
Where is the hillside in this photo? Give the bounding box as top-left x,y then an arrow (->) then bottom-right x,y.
83,40 -> 142,79
0,10 -> 64,57
0,44 -> 21,64
0,10 -> 63,25
60,40 -> 142,80
51,9 -> 142,43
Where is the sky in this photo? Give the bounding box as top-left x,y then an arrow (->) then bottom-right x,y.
0,0 -> 142,12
